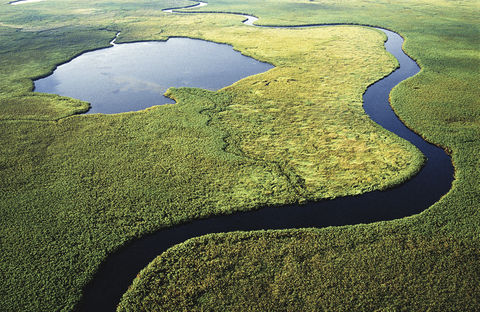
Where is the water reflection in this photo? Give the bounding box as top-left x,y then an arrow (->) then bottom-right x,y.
35,38 -> 273,114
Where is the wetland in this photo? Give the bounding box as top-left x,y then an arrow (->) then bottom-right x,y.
0,0 -> 478,311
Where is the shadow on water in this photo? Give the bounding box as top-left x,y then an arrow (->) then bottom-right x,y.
56,4 -> 452,312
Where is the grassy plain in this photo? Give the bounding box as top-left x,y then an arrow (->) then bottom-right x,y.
119,0 -> 480,311
0,1 -> 428,311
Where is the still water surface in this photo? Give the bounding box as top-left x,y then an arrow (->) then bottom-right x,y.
35,38 -> 273,114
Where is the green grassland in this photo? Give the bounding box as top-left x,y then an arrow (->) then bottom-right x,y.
119,0 -> 480,311
0,0 -> 478,311
0,1 -> 431,311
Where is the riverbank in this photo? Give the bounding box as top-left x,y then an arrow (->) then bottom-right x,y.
81,15 -> 453,310
0,0 -> 478,311
116,0 -> 480,311
0,20 -> 423,311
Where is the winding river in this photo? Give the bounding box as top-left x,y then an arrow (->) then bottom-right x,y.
28,2 -> 452,311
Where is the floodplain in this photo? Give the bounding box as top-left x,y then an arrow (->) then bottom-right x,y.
0,0 -> 478,311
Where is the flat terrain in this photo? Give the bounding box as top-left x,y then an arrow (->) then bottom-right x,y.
120,0 -> 480,311
0,0 -> 478,311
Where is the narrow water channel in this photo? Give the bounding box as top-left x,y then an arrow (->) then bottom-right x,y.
61,3 -> 452,311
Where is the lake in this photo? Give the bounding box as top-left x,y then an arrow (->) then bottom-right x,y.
35,37 -> 273,114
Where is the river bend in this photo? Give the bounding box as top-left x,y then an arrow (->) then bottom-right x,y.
68,2 -> 453,311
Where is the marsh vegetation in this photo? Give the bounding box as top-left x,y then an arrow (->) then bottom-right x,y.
0,0 -> 478,311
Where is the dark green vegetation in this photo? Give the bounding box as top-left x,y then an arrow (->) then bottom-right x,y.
0,1 -> 423,311
119,0 -> 480,311
0,0 -> 478,311
120,230 -> 480,311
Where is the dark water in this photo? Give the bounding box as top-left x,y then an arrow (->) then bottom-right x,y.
34,38 -> 273,114
76,24 -> 453,312
362,28 -> 452,203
